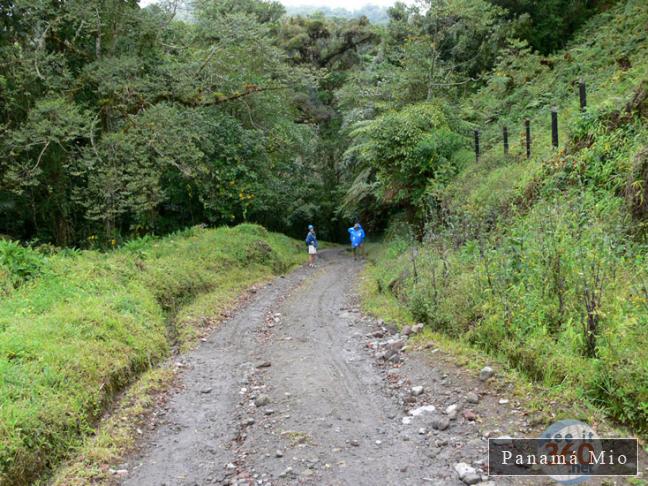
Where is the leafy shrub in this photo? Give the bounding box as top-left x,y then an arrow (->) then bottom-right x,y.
122,235 -> 157,255
370,182 -> 647,433
235,223 -> 269,238
0,241 -> 46,286
0,267 -> 12,296
342,101 -> 469,226
594,322 -> 648,432
361,0 -> 648,437
625,146 -> 648,222
487,0 -> 603,54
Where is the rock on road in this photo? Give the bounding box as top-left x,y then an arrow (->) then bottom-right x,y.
121,249 -> 542,485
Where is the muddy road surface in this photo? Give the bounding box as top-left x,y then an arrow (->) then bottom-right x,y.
121,250 -> 557,485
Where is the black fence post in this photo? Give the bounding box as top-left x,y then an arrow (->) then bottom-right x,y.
503,126 -> 509,155
551,109 -> 559,148
474,129 -> 480,162
525,119 -> 531,159
579,79 -> 587,112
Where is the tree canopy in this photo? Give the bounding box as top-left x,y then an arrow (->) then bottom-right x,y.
0,0 -> 610,245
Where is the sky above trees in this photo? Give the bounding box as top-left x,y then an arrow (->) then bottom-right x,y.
139,0 -> 415,9
280,0 -> 410,7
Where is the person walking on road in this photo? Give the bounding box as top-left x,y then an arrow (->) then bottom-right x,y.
305,224 -> 318,267
348,223 -> 364,261
357,222 -> 366,258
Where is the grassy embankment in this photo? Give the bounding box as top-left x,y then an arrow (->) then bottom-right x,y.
0,224 -> 304,485
361,0 -> 648,436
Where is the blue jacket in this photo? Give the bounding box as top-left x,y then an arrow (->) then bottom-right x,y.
358,224 -> 366,241
348,227 -> 363,248
305,232 -> 318,248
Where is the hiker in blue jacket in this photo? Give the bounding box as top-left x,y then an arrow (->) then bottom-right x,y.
357,223 -> 366,257
348,223 -> 364,261
305,224 -> 318,267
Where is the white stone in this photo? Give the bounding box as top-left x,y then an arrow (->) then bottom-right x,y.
454,462 -> 477,480
408,405 -> 436,417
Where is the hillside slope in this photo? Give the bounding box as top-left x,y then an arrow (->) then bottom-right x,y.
0,224 -> 303,484
364,0 -> 648,435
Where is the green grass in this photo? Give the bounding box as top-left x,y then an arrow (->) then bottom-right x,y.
361,1 -> 648,438
446,0 -> 648,235
367,187 -> 648,436
467,0 -> 648,161
359,242 -> 415,325
0,223 -> 304,485
361,243 -> 643,439
48,367 -> 176,486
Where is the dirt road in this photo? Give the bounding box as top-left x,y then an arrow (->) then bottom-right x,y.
120,250 -> 546,485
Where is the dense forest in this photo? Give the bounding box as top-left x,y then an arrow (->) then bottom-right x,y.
0,0 -> 608,246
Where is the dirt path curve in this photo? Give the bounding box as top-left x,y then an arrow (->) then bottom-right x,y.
122,249 -> 536,486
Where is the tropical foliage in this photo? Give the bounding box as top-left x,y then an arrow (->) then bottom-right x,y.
1,0 -> 647,481
363,0 -> 648,435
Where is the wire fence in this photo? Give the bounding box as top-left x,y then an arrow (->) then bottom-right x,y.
471,80 -> 589,162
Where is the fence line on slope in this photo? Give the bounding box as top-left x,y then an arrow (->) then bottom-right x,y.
470,79 -> 588,162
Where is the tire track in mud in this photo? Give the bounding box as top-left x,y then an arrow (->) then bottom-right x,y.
122,249 -> 617,486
